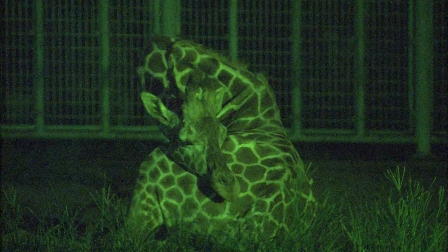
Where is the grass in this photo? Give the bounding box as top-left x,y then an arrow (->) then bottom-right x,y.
1,167 -> 447,251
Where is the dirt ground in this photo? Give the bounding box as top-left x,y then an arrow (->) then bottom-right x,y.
1,139 -> 446,222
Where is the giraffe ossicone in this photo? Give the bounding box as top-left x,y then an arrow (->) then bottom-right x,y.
128,36 -> 316,242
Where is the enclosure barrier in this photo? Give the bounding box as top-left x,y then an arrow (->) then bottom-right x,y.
1,0 -> 447,155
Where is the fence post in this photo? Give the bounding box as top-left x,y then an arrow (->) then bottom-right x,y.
291,0 -> 303,138
229,0 -> 238,62
355,0 -> 366,137
99,0 -> 110,134
160,0 -> 180,36
34,0 -> 44,134
415,0 -> 433,156
153,0 -> 160,35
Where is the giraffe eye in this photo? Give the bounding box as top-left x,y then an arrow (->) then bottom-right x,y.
219,176 -> 229,186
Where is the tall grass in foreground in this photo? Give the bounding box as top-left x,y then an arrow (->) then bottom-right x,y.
1,167 -> 446,251
342,167 -> 447,251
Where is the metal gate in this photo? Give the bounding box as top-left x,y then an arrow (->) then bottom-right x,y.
1,0 -> 447,155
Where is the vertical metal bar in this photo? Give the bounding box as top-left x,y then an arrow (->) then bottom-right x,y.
408,0 -> 416,134
153,0 -> 160,35
415,0 -> 433,155
229,0 -> 238,61
161,0 -> 180,36
35,0 -> 44,134
291,0 -> 303,138
99,0 -> 110,133
355,0 -> 366,137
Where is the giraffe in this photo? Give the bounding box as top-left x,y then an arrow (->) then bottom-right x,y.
139,75 -> 240,202
128,36 -> 316,241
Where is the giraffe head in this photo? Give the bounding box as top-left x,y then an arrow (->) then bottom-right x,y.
178,84 -> 240,202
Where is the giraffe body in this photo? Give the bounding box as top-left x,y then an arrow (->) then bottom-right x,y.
129,37 -> 316,241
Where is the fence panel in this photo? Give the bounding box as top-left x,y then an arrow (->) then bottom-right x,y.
365,1 -> 410,133
2,1 -> 35,126
1,0 -> 446,147
433,0 -> 448,136
108,1 -> 153,127
301,1 -> 357,130
42,1 -> 101,126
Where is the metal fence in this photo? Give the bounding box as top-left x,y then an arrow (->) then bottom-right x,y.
1,0 -> 447,154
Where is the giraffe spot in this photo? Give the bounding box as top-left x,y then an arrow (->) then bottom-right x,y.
172,163 -> 187,176
238,178 -> 249,192
266,169 -> 285,180
230,163 -> 244,174
139,160 -> 153,173
253,215 -> 263,226
254,199 -> 268,212
141,202 -> 150,212
260,156 -> 282,168
240,71 -> 261,85
222,139 -> 236,154
271,202 -> 285,223
202,200 -> 225,217
188,67 -> 206,84
247,118 -> 265,129
217,69 -> 233,84
178,70 -> 190,86
195,213 -> 209,230
177,174 -> 195,195
172,45 -> 183,56
157,159 -> 170,173
262,217 -> 278,237
183,49 -> 198,62
162,201 -> 179,218
176,62 -> 190,72
183,197 -> 199,217
250,182 -> 280,198
273,193 -> 283,205
144,194 -> 157,206
235,147 -> 258,164
276,225 -> 287,235
228,119 -> 250,131
146,53 -> 166,74
241,96 -> 259,114
260,94 -> 274,111
243,165 -> 265,182
229,195 -> 253,216
166,188 -> 183,203
148,167 -> 161,181
262,107 -> 276,119
229,78 -> 247,98
149,209 -> 161,227
160,175 -> 175,189
145,185 -> 155,196
197,57 -> 220,75
134,182 -> 144,192
136,173 -> 147,184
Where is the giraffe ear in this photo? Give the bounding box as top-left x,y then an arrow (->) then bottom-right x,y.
140,92 -> 180,129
